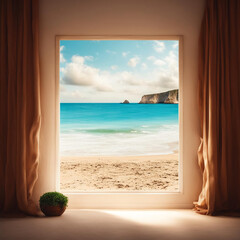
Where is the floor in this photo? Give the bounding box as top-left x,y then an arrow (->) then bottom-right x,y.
1,210 -> 240,240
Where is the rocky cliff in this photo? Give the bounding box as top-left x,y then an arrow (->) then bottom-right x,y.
139,89 -> 178,104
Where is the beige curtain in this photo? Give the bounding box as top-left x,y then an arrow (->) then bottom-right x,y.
0,0 -> 41,216
195,0 -> 240,215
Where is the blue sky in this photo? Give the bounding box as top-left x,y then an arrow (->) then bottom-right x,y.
60,40 -> 179,103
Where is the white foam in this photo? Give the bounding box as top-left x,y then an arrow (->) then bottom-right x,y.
60,124 -> 179,156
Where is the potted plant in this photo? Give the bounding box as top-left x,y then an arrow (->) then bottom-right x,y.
39,192 -> 68,216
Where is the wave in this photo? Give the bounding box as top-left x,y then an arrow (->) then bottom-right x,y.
83,128 -> 142,134
60,124 -> 179,156
61,128 -> 157,135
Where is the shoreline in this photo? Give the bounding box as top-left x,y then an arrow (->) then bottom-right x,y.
60,141 -> 179,157
60,153 -> 178,162
60,153 -> 179,191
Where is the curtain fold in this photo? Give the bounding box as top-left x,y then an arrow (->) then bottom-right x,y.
0,0 -> 41,216
195,0 -> 240,215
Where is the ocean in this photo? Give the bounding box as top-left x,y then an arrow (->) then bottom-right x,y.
60,103 -> 179,156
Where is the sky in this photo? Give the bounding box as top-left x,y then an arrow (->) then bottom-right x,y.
60,40 -> 179,103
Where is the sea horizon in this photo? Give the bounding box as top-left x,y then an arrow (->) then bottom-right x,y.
60,102 -> 179,104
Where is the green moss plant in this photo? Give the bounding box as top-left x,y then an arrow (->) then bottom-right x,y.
39,192 -> 68,207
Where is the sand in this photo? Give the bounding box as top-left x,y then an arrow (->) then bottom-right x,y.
60,154 -> 179,192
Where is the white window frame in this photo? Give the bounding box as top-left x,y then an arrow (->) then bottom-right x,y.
55,35 -> 185,208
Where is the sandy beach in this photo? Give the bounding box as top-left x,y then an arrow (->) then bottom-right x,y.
60,153 -> 179,192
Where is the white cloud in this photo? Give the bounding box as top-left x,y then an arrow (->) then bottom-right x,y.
111,65 -> 118,70
128,57 -> 140,67
60,45 -> 66,63
173,42 -> 179,49
60,88 -> 86,103
150,50 -> 179,90
62,55 -> 95,86
62,51 -> 178,94
122,52 -> 129,57
147,56 -> 154,61
147,56 -> 166,66
62,55 -> 113,92
71,90 -> 82,98
165,51 -> 178,71
61,55 -> 144,96
94,84 -> 113,92
141,63 -> 147,70
60,84 -> 66,92
153,41 -> 165,53
84,56 -> 94,61
60,48 -> 179,102
154,59 -> 166,66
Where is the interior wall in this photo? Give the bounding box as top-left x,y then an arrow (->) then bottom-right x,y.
37,0 -> 205,207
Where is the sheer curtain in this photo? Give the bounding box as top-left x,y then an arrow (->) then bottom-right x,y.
0,0 -> 41,216
195,0 -> 240,215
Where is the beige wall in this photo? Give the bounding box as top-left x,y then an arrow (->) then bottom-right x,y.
37,0 -> 205,208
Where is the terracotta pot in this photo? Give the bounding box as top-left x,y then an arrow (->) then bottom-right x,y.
40,205 -> 66,217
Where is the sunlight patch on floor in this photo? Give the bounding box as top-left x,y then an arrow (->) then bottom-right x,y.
99,210 -> 196,226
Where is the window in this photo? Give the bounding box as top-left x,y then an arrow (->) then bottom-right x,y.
56,36 -> 183,207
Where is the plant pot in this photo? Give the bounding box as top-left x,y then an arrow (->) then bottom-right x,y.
40,205 -> 66,217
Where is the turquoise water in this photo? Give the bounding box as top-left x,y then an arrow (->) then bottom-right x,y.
60,103 -> 179,156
